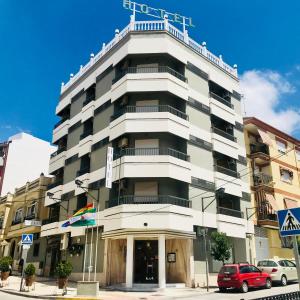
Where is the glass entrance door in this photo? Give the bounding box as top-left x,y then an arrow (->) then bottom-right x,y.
134,240 -> 158,283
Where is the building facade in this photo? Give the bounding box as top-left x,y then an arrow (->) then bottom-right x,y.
0,175 -> 52,275
0,133 -> 56,196
244,117 -> 300,262
42,16 -> 253,288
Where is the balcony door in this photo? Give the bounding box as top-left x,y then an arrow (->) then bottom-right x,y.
134,181 -> 158,204
135,139 -> 159,155
136,100 -> 159,113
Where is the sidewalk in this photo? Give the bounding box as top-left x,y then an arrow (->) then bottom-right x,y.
0,276 -> 217,299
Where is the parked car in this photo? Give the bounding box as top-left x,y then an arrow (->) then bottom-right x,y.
257,259 -> 297,286
217,263 -> 272,293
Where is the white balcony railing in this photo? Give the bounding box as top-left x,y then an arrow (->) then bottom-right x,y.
61,18 -> 238,94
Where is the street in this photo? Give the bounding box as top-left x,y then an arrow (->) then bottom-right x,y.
0,291 -> 38,300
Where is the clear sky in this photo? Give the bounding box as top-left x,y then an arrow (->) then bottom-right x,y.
1,0 -> 300,142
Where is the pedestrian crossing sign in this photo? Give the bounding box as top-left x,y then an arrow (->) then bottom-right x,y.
21,234 -> 33,245
278,208 -> 300,237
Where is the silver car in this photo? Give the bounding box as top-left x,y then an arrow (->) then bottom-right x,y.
257,259 -> 298,286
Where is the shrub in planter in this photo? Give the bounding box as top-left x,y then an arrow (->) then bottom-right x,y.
24,263 -> 36,287
0,256 -> 12,280
55,261 -> 73,289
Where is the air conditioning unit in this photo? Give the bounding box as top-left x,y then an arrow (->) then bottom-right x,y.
118,137 -> 128,148
60,233 -> 69,250
120,179 -> 128,190
120,95 -> 128,106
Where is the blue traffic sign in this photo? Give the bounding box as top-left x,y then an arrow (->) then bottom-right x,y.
21,234 -> 33,245
278,208 -> 300,237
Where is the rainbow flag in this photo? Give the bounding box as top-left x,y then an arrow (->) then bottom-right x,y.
61,203 -> 96,227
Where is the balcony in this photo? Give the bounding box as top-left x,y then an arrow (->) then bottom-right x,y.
253,173 -> 273,191
106,195 -> 191,209
76,167 -> 90,177
116,147 -> 190,162
212,127 -> 236,142
250,143 -> 269,156
47,179 -> 63,190
24,214 -> 36,221
217,206 -> 244,219
11,219 -> 22,226
80,130 -> 93,140
214,165 -> 240,178
54,118 -> 69,129
42,216 -> 59,225
256,199 -> 278,228
50,147 -> 66,159
111,105 -> 188,122
210,92 -> 233,109
113,66 -> 187,84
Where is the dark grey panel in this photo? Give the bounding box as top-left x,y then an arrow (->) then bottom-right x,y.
189,135 -> 212,151
235,121 -> 244,132
186,62 -> 209,80
232,90 -> 242,101
191,177 -> 215,191
187,97 -> 210,115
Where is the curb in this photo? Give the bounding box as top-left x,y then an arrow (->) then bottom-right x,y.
0,288 -> 55,299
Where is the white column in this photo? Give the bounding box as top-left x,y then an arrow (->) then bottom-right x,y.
126,236 -> 134,288
158,234 -> 166,288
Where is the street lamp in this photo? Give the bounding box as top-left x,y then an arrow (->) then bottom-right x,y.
46,192 -> 68,213
200,187 -> 225,292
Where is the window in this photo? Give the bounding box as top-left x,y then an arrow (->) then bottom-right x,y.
285,260 -> 296,267
239,266 -> 251,274
278,260 -> 285,267
257,260 -> 277,267
296,150 -> 300,161
220,266 -> 237,275
280,168 -> 293,184
27,202 -> 36,217
76,194 -> 87,211
276,140 -> 287,154
14,208 -> 23,221
249,266 -> 261,273
33,243 -> 40,257
134,182 -> 158,196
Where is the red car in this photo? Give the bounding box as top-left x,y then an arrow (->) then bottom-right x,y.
217,263 -> 272,293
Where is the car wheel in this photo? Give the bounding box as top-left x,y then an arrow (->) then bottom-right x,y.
240,281 -> 248,293
281,275 -> 287,286
219,287 -> 227,293
265,278 -> 272,289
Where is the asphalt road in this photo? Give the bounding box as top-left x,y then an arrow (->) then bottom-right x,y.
160,283 -> 299,300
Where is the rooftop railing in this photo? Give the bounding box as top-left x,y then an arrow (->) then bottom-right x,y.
61,19 -> 237,94
106,195 -> 191,208
116,147 -> 190,162
111,105 -> 188,121
112,66 -> 187,84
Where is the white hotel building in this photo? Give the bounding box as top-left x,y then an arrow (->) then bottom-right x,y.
42,15 -> 254,288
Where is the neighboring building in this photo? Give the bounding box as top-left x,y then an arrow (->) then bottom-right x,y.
42,15 -> 253,288
0,175 -> 52,275
244,117 -> 300,262
0,133 -> 56,196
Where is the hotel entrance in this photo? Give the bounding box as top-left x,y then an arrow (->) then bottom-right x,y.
134,240 -> 158,283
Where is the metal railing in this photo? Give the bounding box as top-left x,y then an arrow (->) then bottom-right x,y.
113,66 -> 187,84
111,105 -> 188,121
256,199 -> 277,222
253,291 -> 300,300
61,19 -> 237,94
214,165 -> 240,178
116,147 -> 190,162
217,206 -> 244,218
106,195 -> 191,208
210,92 -> 234,109
253,173 -> 273,186
250,143 -> 270,156
212,127 -> 236,142
76,167 -> 90,177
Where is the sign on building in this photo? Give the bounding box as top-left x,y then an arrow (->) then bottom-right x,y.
278,208 -> 300,237
105,147 -> 114,189
21,234 -> 33,245
24,220 -> 41,227
123,0 -> 194,27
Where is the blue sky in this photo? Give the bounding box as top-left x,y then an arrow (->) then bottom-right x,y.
1,0 -> 300,141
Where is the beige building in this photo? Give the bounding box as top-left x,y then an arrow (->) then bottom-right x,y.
0,175 -> 52,275
244,117 -> 300,262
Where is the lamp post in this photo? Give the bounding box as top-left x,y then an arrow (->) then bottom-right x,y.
75,179 -> 100,282
200,187 -> 225,292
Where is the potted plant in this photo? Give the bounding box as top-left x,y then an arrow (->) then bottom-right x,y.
55,261 -> 72,289
0,256 -> 13,280
24,263 -> 35,287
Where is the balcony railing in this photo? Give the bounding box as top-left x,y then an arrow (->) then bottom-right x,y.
76,167 -> 90,177
250,143 -> 270,156
50,147 -> 66,159
215,165 -> 240,178
106,195 -> 191,208
47,180 -> 63,190
113,66 -> 187,84
256,199 -> 277,222
54,118 -> 69,129
210,92 -> 234,109
42,216 -> 60,225
12,219 -> 22,226
24,214 -> 36,221
111,105 -> 188,122
253,173 -> 273,186
212,127 -> 237,142
116,147 -> 190,162
217,206 -> 244,218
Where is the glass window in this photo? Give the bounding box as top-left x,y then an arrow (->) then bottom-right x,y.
27,202 -> 36,216
219,266 -> 237,275
239,266 -> 251,274
278,260 -> 286,267
249,265 -> 261,273
280,169 -> 293,183
285,260 -> 296,267
33,243 -> 40,257
258,260 -> 277,267
276,140 -> 287,154
15,208 -> 23,221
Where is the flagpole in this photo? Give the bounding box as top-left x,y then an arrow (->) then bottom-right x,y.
82,225 -> 88,282
88,221 -> 94,281
94,188 -> 100,281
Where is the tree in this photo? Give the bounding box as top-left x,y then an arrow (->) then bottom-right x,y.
210,231 -> 231,264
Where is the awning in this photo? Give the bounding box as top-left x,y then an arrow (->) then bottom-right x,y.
284,198 -> 298,209
265,194 -> 279,211
258,129 -> 273,147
